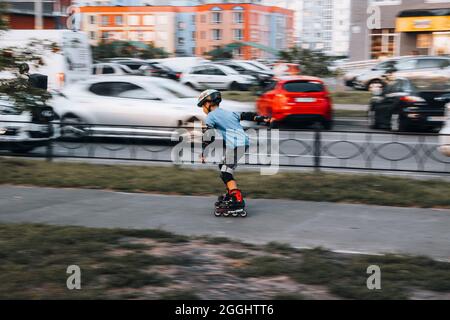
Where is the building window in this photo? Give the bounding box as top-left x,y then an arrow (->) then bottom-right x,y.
192,31 -> 196,40
417,33 -> 432,49
211,12 -> 222,24
212,29 -> 222,41
178,37 -> 185,45
200,15 -> 206,23
101,16 -> 109,26
89,31 -> 96,40
234,29 -> 243,41
115,15 -> 123,26
128,15 -> 139,26
143,15 -> 154,25
157,15 -> 168,25
370,29 -> 398,59
101,31 -> 109,40
200,31 -> 206,40
233,12 -> 243,24
178,21 -> 185,29
89,15 -> 96,25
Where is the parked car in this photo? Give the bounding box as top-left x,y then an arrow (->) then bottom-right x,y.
180,63 -> 256,91
0,96 -> 60,153
368,76 -> 450,132
256,76 -> 333,129
354,56 -> 450,91
439,101 -> 450,157
108,59 -> 169,78
352,58 -> 402,91
92,63 -> 135,76
145,61 -> 180,81
215,60 -> 273,86
49,76 -> 254,140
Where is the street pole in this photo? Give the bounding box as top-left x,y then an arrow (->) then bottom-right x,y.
34,0 -> 43,29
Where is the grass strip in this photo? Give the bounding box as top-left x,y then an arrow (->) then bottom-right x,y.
1,158 -> 449,208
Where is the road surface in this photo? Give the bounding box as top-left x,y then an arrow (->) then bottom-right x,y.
1,185 -> 449,260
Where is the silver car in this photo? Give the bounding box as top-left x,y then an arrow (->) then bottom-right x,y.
354,56 -> 450,91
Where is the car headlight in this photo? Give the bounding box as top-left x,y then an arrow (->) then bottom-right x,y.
0,128 -> 6,135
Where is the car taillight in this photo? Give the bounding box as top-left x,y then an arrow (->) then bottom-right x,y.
400,96 -> 425,103
176,73 -> 181,79
57,72 -> 65,88
275,94 -> 288,108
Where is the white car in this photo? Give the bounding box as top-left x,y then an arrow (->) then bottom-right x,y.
91,63 -> 135,76
180,63 -> 256,91
439,99 -> 450,157
49,76 -> 254,140
0,97 -> 60,153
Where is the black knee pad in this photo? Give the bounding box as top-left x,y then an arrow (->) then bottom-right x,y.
220,172 -> 234,184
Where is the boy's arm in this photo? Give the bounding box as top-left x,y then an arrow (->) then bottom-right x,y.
240,112 -> 270,123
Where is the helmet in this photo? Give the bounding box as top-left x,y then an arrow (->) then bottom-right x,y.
197,89 -> 222,107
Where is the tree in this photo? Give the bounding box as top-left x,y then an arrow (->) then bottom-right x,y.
205,46 -> 233,60
91,41 -> 169,61
0,2 -> 53,111
278,47 -> 333,77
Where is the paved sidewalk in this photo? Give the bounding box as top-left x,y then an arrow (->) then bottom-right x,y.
1,185 -> 449,260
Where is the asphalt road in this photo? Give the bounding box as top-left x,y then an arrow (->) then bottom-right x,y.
1,185 -> 449,260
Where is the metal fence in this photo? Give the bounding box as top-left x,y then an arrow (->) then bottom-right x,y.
0,120 -> 449,175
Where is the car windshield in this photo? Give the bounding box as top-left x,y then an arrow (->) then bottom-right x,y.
410,77 -> 450,92
214,64 -> 239,75
119,66 -> 133,74
152,80 -> 199,99
284,81 -> 324,93
238,62 -> 261,72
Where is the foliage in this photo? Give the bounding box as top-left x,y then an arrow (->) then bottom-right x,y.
278,47 -> 333,77
205,45 -> 233,60
0,7 -> 53,111
92,41 -> 169,61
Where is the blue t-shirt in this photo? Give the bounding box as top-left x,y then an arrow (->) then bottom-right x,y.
205,108 -> 249,148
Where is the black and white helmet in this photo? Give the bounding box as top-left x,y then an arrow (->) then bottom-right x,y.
197,89 -> 222,107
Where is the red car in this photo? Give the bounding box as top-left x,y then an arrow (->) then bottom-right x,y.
256,76 -> 333,129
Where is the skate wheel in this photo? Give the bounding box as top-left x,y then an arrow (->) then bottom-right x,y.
214,210 -> 222,217
223,211 -> 231,217
232,211 -> 240,217
240,210 -> 248,218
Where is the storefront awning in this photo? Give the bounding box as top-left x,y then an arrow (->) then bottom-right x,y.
396,8 -> 450,32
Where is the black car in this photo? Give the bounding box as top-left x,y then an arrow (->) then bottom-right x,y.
368,76 -> 450,132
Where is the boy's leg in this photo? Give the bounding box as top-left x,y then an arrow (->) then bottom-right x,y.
219,146 -> 246,204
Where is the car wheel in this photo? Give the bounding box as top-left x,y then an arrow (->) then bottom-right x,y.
61,115 -> 87,140
368,109 -> 379,129
229,82 -> 241,91
367,79 -> 383,92
322,119 -> 333,130
390,113 -> 407,132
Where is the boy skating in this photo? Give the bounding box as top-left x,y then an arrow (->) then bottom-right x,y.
197,89 -> 270,217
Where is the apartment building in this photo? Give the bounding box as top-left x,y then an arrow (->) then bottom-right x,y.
3,0 -> 71,29
349,0 -> 450,61
194,3 -> 293,58
79,3 -> 294,59
262,0 -> 351,56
